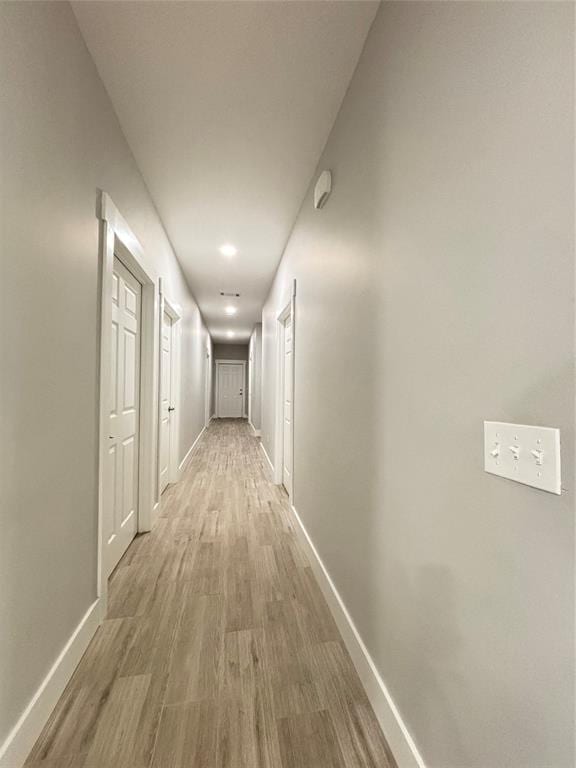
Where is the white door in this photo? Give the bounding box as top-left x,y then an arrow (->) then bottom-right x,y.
105,257 -> 141,576
159,310 -> 173,493
218,363 -> 244,417
282,315 -> 293,493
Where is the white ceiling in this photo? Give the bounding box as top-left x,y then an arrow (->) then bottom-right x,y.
73,1 -> 378,343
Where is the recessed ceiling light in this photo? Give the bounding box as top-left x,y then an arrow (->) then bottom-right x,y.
224,306 -> 237,316
219,243 -> 237,257
226,330 -> 235,339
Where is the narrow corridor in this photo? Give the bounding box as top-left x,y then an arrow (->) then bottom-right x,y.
26,421 -> 394,768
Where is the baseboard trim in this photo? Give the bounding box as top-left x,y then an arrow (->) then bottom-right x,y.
260,441 -> 274,474
178,425 -> 206,475
248,421 -> 261,437
289,504 -> 426,768
0,599 -> 101,768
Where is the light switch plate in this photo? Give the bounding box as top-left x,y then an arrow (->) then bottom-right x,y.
484,422 -> 561,494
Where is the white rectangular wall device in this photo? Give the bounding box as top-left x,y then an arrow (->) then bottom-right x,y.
484,421 -> 561,494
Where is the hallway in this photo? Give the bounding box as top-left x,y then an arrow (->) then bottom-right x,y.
3,3 -> 574,766
26,420 -> 394,768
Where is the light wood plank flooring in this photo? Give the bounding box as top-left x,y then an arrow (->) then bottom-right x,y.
27,419 -> 395,768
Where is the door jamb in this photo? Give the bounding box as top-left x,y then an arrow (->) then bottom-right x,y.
204,340 -> 212,428
215,359 -> 247,418
97,191 -> 160,616
274,279 -> 296,501
159,281 -> 182,487
248,336 -> 253,427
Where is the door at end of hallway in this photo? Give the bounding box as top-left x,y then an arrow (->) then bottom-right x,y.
216,361 -> 245,418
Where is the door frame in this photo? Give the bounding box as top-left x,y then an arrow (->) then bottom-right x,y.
215,359 -> 247,418
274,279 -> 296,501
204,340 -> 212,428
247,342 -> 252,426
158,281 -> 182,488
97,192 -> 160,615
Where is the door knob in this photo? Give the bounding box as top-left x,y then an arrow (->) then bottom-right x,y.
168,406 -> 175,412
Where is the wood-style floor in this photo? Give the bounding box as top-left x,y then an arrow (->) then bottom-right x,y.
27,419 -> 394,768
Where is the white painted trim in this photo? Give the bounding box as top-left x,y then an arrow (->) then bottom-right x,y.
214,359 -> 247,418
289,503 -> 426,768
159,285 -> 182,489
97,192 -> 160,610
248,334 -> 254,426
260,441 -> 274,474
204,340 -> 212,429
0,599 -> 101,768
178,425 -> 207,474
274,279 -> 296,499
249,421 -> 261,437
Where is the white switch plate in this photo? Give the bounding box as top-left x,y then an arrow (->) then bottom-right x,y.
484,422 -> 561,494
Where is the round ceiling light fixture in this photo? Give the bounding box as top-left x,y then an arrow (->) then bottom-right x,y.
219,243 -> 237,257
226,330 -> 235,339
224,305 -> 237,316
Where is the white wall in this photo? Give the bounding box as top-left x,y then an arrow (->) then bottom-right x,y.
0,1 -> 209,752
249,325 -> 262,431
261,3 -> 575,766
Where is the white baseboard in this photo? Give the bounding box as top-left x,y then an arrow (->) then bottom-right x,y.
178,425 -> 206,475
260,441 -> 274,474
289,504 -> 426,768
0,599 -> 101,768
248,421 -> 261,437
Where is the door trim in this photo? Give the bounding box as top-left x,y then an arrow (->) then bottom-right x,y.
204,340 -> 212,428
158,282 -> 182,487
274,279 -> 296,501
97,192 -> 160,615
215,359 -> 247,418
248,338 -> 253,426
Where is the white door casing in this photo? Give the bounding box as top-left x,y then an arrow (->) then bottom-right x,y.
159,310 -> 173,493
248,344 -> 253,426
216,362 -> 245,417
205,343 -> 211,428
98,192 -> 160,617
105,256 -> 141,576
282,314 -> 293,492
274,279 -> 296,498
158,288 -> 182,490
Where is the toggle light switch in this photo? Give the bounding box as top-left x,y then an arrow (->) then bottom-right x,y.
484,422 -> 561,494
